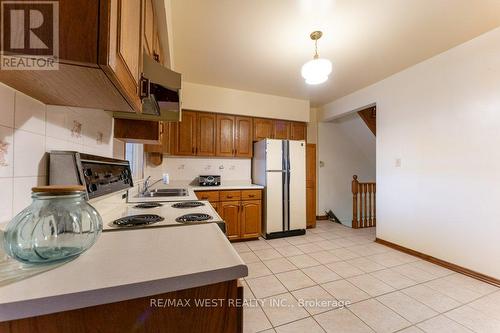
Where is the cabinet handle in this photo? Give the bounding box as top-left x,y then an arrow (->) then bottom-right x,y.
249,194 -> 255,198
227,196 -> 233,199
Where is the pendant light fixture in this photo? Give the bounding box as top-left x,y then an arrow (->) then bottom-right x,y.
301,31 -> 332,85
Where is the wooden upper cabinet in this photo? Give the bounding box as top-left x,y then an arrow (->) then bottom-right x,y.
196,113 -> 217,156
235,117 -> 253,157
216,115 -> 236,157
143,0 -> 155,56
290,122 -> 307,141
144,122 -> 171,154
273,120 -> 291,140
253,118 -> 274,141
173,111 -> 197,155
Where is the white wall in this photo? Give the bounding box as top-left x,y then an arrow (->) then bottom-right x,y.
320,27 -> 500,279
318,114 -> 376,226
0,83 -> 116,224
145,157 -> 251,183
182,82 -> 310,122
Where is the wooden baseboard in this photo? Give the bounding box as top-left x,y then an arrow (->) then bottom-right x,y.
316,215 -> 328,220
375,238 -> 500,287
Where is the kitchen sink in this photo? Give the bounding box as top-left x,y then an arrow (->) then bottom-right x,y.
138,188 -> 189,198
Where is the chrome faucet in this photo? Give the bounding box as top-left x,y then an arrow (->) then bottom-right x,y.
140,176 -> 163,195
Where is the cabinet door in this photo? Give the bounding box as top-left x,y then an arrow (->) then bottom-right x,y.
216,115 -> 235,157
109,0 -> 143,111
290,122 -> 307,141
273,120 -> 291,140
219,201 -> 241,241
143,0 -> 154,55
144,121 -> 164,153
196,112 -> 217,156
306,144 -> 316,228
240,200 -> 261,239
253,118 -> 274,141
235,116 -> 253,157
173,111 -> 197,155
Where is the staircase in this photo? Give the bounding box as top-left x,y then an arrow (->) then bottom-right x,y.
352,175 -> 376,228
358,106 -> 376,135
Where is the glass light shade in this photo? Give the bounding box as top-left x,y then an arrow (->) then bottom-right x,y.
301,58 -> 332,85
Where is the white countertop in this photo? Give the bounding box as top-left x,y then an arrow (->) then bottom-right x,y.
127,180 -> 264,203
0,224 -> 247,321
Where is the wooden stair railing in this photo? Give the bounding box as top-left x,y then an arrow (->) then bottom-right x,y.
352,175 -> 376,228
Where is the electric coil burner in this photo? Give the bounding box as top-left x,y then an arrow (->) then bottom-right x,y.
113,214 -> 164,227
133,202 -> 163,209
175,213 -> 212,223
171,201 -> 205,209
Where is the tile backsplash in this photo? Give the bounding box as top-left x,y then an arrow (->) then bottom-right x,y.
145,157 -> 252,183
0,82 -> 116,223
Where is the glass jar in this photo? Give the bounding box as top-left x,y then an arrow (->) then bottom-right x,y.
3,185 -> 103,264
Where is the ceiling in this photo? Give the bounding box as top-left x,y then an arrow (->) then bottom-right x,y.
170,0 -> 500,106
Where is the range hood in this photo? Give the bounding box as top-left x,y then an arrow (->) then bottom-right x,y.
113,54 -> 182,121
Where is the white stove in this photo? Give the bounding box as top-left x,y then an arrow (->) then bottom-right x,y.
102,200 -> 225,232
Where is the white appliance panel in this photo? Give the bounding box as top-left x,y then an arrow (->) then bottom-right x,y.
265,139 -> 284,171
288,141 -> 306,230
265,171 -> 284,233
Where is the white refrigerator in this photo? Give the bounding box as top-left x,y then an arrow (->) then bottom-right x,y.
252,139 -> 306,239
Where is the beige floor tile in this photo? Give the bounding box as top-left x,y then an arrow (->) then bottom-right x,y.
417,315 -> 473,333
240,279 -> 256,300
408,261 -> 454,278
261,292 -> 310,327
468,290 -> 500,321
302,265 -> 342,284
240,251 -> 261,264
401,285 -> 461,312
233,242 -> 252,253
259,329 -> 277,333
326,261 -> 365,278
276,269 -> 316,291
424,277 -> 482,303
275,245 -> 305,257
440,274 -> 498,296
243,304 -> 273,333
348,274 -> 395,297
246,239 -> 273,250
316,240 -> 343,250
349,299 -> 411,333
254,248 -> 283,261
321,279 -> 371,304
246,275 -> 287,299
286,236 -> 311,246
288,254 -> 321,269
266,238 -> 291,248
314,308 -> 373,333
275,317 -> 326,333
309,250 -> 343,265
376,291 -> 437,324
333,238 -> 357,247
296,243 -> 324,253
370,269 -> 418,290
391,264 -> 436,283
445,305 -> 500,333
304,234 -> 327,242
246,261 -> 273,279
292,285 -> 339,315
346,257 -> 387,273
398,327 -> 424,333
367,253 -> 406,267
329,248 -> 360,260
263,257 -> 297,274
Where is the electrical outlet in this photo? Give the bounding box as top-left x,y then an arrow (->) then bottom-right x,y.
395,158 -> 402,168
319,161 -> 325,167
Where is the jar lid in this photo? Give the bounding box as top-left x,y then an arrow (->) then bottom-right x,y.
32,185 -> 86,194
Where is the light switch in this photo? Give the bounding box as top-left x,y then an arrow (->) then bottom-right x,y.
319,161 -> 325,167
395,158 -> 402,168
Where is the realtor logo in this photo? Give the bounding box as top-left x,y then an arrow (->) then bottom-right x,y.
1,0 -> 59,70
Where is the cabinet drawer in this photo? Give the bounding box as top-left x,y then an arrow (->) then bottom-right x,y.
195,191 -> 220,202
220,191 -> 241,201
241,190 -> 262,200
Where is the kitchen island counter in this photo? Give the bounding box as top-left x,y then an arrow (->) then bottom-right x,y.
0,223 -> 247,322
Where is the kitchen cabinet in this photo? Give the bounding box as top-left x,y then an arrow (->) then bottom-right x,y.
253,118 -> 274,141
0,0 -> 151,112
144,122 -> 171,154
291,122 -> 307,141
220,201 -> 241,241
197,113 -> 217,156
240,200 -> 262,239
273,120 -> 291,140
196,189 -> 262,241
216,115 -> 236,157
143,0 -> 155,55
114,119 -> 161,144
172,111 -> 197,155
235,117 -> 253,157
306,144 -> 317,228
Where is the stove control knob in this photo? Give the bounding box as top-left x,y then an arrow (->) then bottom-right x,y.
84,168 -> 93,177
88,184 -> 98,193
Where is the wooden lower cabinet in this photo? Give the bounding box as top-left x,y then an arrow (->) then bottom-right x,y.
196,190 -> 262,241
0,280 -> 242,333
220,201 -> 241,240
